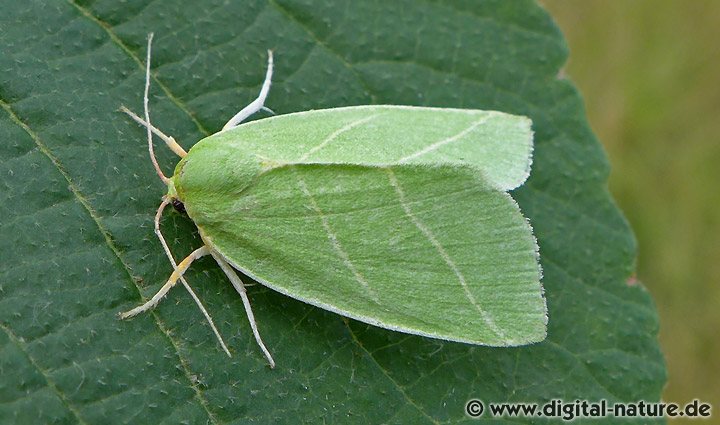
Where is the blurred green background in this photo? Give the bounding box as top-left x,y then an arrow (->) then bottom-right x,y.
543,0 -> 720,420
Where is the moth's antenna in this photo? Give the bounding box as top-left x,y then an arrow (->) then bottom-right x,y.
142,33 -> 169,183
221,50 -> 274,131
120,106 -> 187,158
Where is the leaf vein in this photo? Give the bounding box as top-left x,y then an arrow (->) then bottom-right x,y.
0,323 -> 89,424
67,0 -> 212,137
344,320 -> 440,425
0,96 -> 219,425
267,0 -> 378,103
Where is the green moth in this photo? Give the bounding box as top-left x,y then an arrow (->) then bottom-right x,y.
120,34 -> 546,368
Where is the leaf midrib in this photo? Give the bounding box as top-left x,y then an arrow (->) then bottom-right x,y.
0,323 -> 89,425
1,2 -> 221,423
0,96 -> 217,424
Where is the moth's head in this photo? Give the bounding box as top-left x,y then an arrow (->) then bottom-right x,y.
164,178 -> 186,214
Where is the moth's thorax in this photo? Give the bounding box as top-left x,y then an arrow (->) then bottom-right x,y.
171,137 -> 264,221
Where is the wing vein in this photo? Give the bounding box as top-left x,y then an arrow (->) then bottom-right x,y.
385,168 -> 506,340
397,114 -> 494,163
299,114 -> 379,161
293,168 -> 378,302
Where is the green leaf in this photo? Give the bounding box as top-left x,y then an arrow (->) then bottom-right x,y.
0,1 -> 666,424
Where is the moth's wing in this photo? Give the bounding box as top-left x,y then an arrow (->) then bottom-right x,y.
191,163 -> 546,346
206,106 -> 533,191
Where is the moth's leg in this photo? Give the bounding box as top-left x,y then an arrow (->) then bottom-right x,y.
211,251 -> 276,368
155,198 -> 231,356
221,50 -> 274,131
120,198 -> 232,357
119,245 -> 209,319
120,106 -> 187,158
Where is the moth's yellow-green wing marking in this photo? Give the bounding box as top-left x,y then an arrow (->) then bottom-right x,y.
175,161 -> 546,345
207,105 -> 533,191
